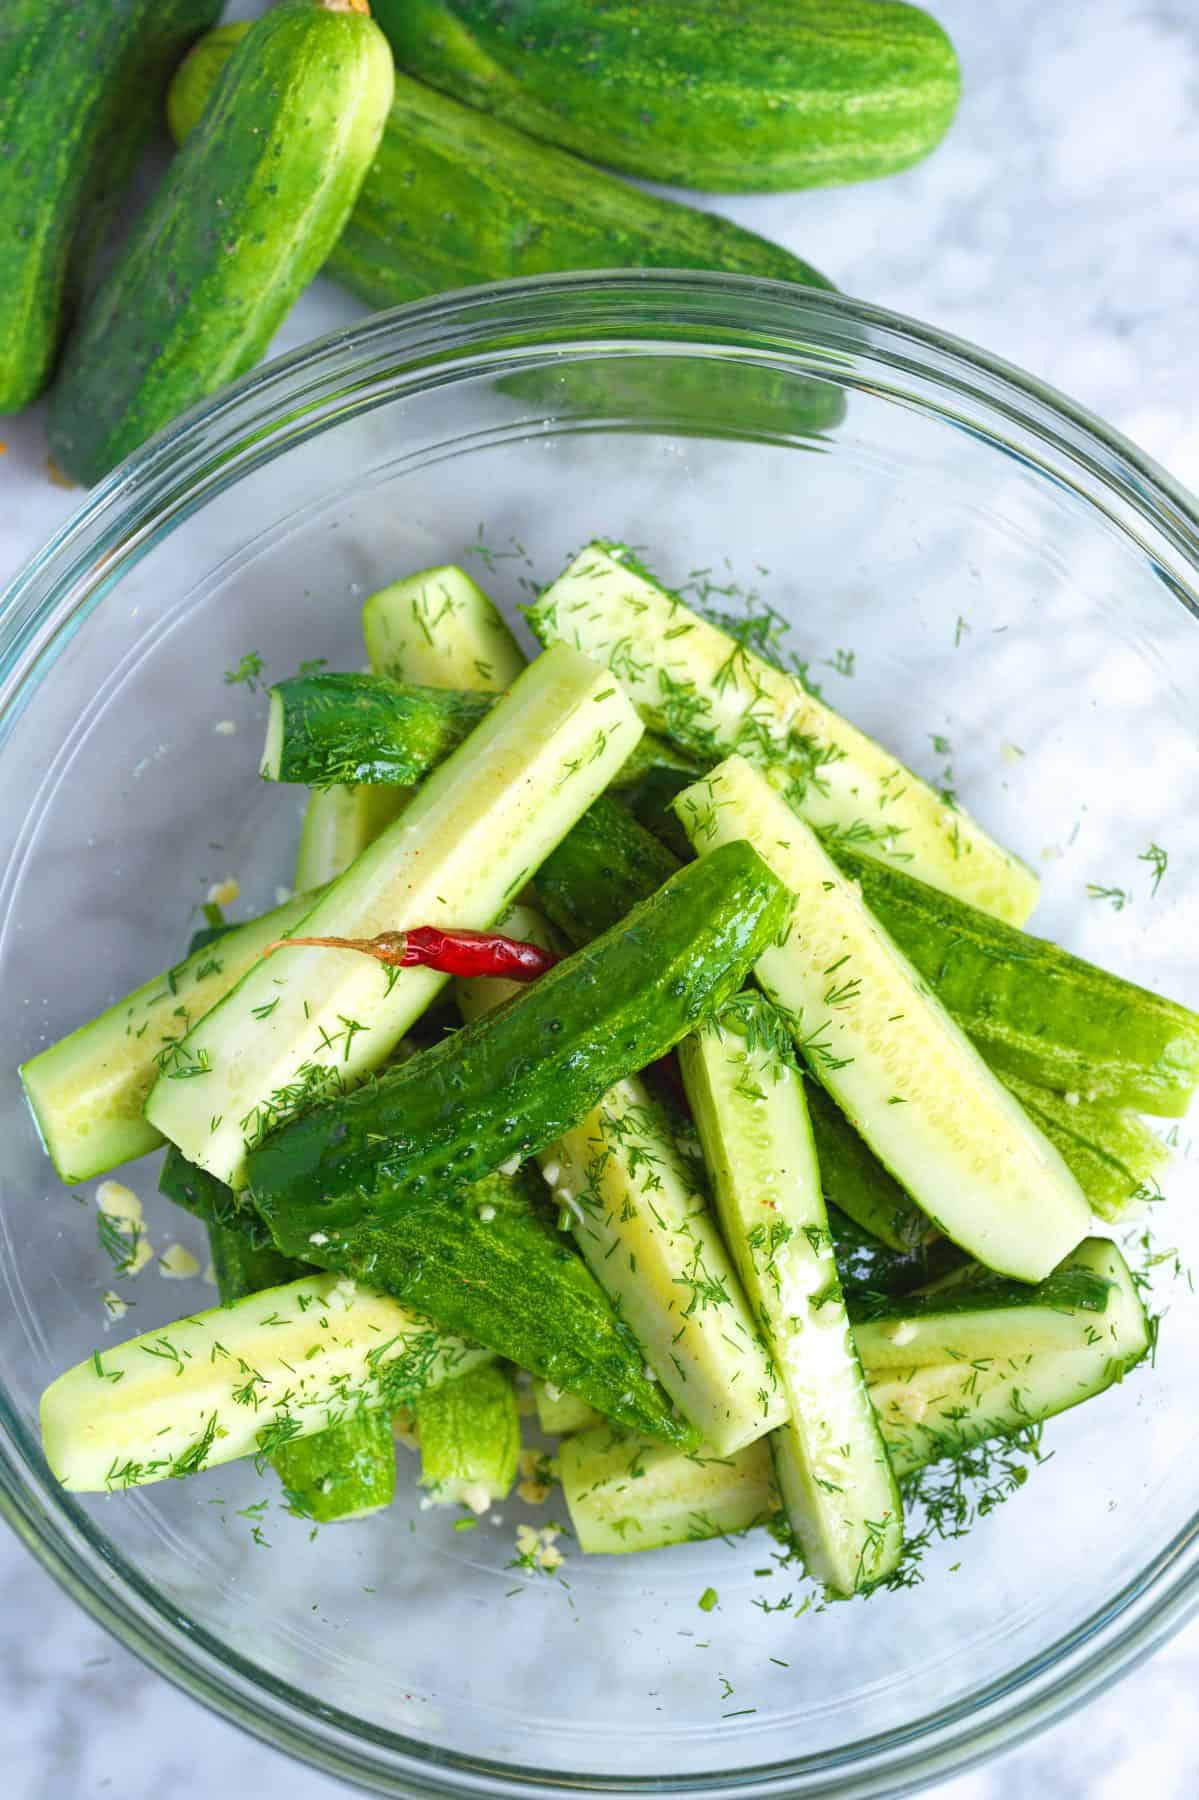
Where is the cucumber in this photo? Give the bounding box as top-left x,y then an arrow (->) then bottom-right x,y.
373,0 -> 958,194
675,757 -> 1091,1283
294,785 -> 409,890
417,1363 -> 520,1509
40,1272 -> 490,1493
161,1147 -> 281,1257
259,1165 -> 690,1445
870,1238 -> 1151,1478
165,20 -> 250,149
827,1206 -> 967,1305
20,889 -> 314,1184
48,0 -> 394,485
261,674 -> 493,788
536,794 -> 681,949
999,1074 -> 1169,1220
840,845 -> 1199,1118
247,840 -> 791,1240
850,1260 -> 1115,1372
530,544 -> 1038,925
204,1219 -> 308,1300
362,565 -> 526,691
680,993 -> 902,1593
560,1425 -> 779,1555
273,1410 -> 396,1523
0,0 -> 220,412
806,1083 -> 931,1253
167,27 -> 833,308
534,1382 -> 602,1438
146,645 -> 642,1189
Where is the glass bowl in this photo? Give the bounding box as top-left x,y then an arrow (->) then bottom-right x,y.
2,272 -> 1198,1799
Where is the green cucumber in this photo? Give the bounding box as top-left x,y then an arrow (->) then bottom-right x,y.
531,544 -> 1037,925
165,21 -> 250,149
20,889 -> 314,1184
261,674 -> 493,789
373,0 -> 958,195
850,1260 -> 1115,1371
160,1144 -> 280,1256
0,0 -> 221,413
362,565 -> 526,691
999,1074 -> 1168,1220
48,0 -> 394,485
680,993 -> 902,1593
204,1219 -> 308,1301
534,1381 -> 602,1438
167,26 -> 832,309
840,845 -> 1199,1118
294,785 -> 409,891
417,1363 -> 520,1509
870,1238 -> 1151,1477
560,1425 -> 779,1555
247,840 -> 791,1240
273,1410 -> 396,1523
146,645 -> 642,1189
40,1272 -> 490,1492
454,905 -> 785,1457
676,756 -> 1090,1282
261,1165 -> 689,1445
827,1206 -> 967,1304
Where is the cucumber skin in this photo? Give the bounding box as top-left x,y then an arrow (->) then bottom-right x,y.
268,1166 -> 691,1447
206,1220 -> 309,1303
273,1410 -> 396,1524
247,842 -> 791,1238
166,29 -> 832,301
266,675 -> 492,788
417,1362 -> 519,1506
840,846 -> 1199,1117
0,0 -> 220,413
373,0 -> 959,194
161,1145 -> 284,1261
48,0 -> 394,484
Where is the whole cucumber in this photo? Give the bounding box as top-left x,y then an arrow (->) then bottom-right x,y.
48,0 -> 394,485
372,0 -> 960,194
166,24 -> 833,307
0,0 -> 221,414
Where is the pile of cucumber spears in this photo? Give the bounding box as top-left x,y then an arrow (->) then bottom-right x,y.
26,543 -> 1195,1600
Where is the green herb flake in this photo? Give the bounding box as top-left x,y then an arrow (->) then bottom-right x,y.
698,1586 -> 719,1613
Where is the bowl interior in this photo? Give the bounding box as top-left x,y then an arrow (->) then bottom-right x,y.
2,282 -> 1198,1793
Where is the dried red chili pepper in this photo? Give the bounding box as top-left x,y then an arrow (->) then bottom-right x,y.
262,923 -> 560,982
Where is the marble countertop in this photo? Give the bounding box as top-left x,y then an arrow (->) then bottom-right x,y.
4,1 -> 1199,1793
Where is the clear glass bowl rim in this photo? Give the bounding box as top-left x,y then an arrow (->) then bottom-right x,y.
3,271 -> 1199,1800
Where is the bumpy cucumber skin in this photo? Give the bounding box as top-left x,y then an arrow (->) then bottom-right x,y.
827,1205 -> 966,1302
840,846 -> 1199,1117
266,674 -> 493,788
1000,1073 -> 1169,1220
166,27 -> 832,302
271,1166 -> 691,1446
161,1145 -> 283,1258
165,20 -> 250,146
0,0 -> 220,413
248,842 -> 791,1237
48,0 -> 394,484
417,1362 -> 520,1505
205,1219 -> 309,1302
273,1409 -> 396,1522
536,795 -> 680,947
374,0 -> 959,194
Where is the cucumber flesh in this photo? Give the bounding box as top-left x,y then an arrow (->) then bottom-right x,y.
675,756 -> 1091,1283
294,784 -> 409,889
20,889 -> 315,1184
850,1261 -> 1115,1371
40,1273 -> 491,1492
362,565 -> 526,691
530,543 -> 1038,924
146,644 -> 642,1189
560,1424 -> 779,1554
417,1363 -> 520,1509
680,994 -> 903,1593
869,1237 -> 1150,1477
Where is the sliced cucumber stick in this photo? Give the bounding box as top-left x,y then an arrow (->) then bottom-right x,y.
20,889 -> 315,1184
147,645 -> 642,1188
362,565 -> 525,691
675,756 -> 1090,1283
41,1274 -> 490,1492
681,994 -> 902,1593
274,1410 -> 396,1523
560,1425 -> 779,1554
850,1261 -> 1115,1371
294,784 -> 409,889
530,543 -> 1038,924
417,1363 -> 520,1509
870,1238 -> 1150,1476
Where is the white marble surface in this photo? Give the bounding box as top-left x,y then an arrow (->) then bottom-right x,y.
4,0 -> 1199,1793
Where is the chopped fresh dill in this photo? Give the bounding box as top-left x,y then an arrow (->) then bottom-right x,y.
224,651 -> 266,692
1139,842 -> 1169,896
